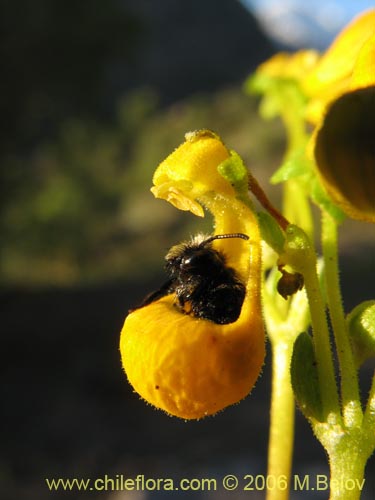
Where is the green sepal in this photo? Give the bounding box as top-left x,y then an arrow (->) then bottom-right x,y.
347,300 -> 375,366
291,332 -> 323,421
311,177 -> 346,224
244,72 -> 273,99
244,72 -> 285,119
258,211 -> 285,254
245,74 -> 306,121
217,150 -> 249,196
271,147 -> 312,184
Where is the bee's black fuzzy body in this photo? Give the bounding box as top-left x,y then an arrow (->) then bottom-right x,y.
135,233 -> 249,325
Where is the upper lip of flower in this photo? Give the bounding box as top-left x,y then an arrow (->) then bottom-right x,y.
151,180 -> 205,217
151,130 -> 236,217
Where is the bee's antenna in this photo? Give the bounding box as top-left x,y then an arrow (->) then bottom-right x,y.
201,233 -> 249,247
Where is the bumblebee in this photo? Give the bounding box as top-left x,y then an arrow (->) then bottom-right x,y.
134,233 -> 249,325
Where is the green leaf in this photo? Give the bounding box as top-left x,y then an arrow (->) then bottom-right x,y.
291,332 -> 323,421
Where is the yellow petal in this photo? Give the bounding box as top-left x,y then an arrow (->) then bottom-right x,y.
351,33 -> 375,89
152,130 -> 234,214
151,181 -> 205,217
120,291 -> 264,419
304,9 -> 375,95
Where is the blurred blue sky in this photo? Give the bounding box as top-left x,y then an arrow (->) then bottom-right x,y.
241,0 -> 374,49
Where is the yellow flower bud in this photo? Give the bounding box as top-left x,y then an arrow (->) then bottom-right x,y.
120,131 -> 265,419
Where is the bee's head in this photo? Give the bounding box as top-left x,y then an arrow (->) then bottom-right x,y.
165,233 -> 249,277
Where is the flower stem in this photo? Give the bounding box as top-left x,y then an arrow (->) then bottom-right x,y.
300,245 -> 341,419
266,339 -> 295,500
327,444 -> 367,500
248,172 -> 290,230
283,179 -> 314,241
363,372 -> 375,443
321,211 -> 362,427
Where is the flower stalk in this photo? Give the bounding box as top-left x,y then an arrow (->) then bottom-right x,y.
284,225 -> 341,420
321,211 -> 362,426
267,339 -> 294,500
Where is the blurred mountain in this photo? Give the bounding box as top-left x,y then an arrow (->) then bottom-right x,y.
242,0 -> 374,50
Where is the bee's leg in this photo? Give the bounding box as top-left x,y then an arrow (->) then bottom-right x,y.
173,290 -> 194,315
129,278 -> 175,312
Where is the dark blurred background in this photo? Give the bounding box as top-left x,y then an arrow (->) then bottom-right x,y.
1,1 -> 374,499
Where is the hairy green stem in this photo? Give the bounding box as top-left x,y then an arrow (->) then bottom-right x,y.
328,450 -> 367,500
301,250 -> 341,420
283,180 -> 314,241
363,373 -> 375,441
321,211 -> 362,427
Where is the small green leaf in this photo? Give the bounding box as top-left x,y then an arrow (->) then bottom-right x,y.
271,148 -> 311,184
244,72 -> 272,95
347,301 -> 375,366
217,150 -> 248,195
291,332 -> 323,421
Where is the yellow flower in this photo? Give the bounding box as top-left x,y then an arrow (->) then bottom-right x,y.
252,9 -> 375,222
120,131 -> 265,419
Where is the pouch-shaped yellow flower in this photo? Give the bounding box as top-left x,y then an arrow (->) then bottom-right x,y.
121,279 -> 264,419
120,131 -> 265,419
